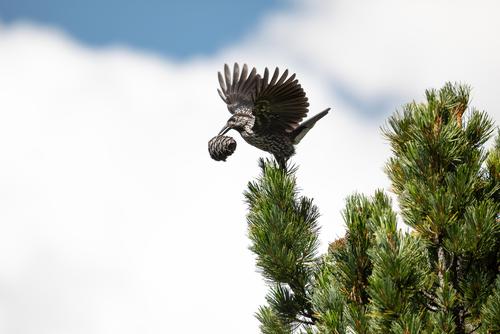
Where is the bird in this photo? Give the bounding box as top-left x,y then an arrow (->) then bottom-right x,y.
216,63 -> 330,169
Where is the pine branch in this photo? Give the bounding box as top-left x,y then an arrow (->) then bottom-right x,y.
240,83 -> 498,333
382,83 -> 499,333
246,159 -> 320,331
420,290 -> 442,310
466,323 -> 481,334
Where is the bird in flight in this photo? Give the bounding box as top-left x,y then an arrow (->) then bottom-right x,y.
214,63 -> 330,169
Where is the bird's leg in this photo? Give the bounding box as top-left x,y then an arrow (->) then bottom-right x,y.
276,156 -> 287,171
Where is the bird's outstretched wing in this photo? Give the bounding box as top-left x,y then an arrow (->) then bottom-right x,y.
252,67 -> 309,134
217,63 -> 258,114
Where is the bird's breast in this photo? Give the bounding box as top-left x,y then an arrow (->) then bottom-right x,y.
240,132 -> 295,157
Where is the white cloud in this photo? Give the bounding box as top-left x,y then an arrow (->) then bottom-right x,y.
0,1 -> 499,332
228,0 -> 500,119
0,23 -> 268,334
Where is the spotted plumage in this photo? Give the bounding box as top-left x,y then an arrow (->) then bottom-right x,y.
216,63 -> 330,168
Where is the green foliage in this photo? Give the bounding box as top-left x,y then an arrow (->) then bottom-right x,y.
368,224 -> 429,332
256,306 -> 294,334
328,192 -> 395,334
391,312 -> 428,334
310,259 -> 346,333
384,84 -> 494,239
246,159 -> 320,330
382,83 -> 499,332
479,276 -> 500,333
245,83 -> 499,333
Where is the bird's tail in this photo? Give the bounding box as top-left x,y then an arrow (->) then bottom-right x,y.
291,108 -> 330,144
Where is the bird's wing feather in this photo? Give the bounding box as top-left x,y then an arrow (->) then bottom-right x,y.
217,63 -> 258,114
252,67 -> 309,134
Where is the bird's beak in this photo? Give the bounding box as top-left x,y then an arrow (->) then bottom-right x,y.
218,124 -> 230,135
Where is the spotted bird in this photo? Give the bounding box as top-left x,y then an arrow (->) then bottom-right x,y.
217,63 -> 330,169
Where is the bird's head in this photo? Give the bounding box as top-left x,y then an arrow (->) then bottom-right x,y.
219,114 -> 253,135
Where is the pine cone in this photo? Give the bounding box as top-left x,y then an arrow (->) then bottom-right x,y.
208,135 -> 237,161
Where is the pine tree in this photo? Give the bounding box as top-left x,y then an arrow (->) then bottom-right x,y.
245,160 -> 320,333
244,83 -> 499,333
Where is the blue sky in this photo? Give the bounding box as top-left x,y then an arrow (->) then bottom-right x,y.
0,0 -> 400,118
0,0 -> 287,58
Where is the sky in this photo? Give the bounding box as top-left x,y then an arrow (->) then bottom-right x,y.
0,0 -> 287,58
0,0 -> 499,333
